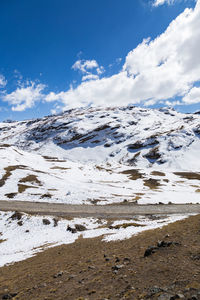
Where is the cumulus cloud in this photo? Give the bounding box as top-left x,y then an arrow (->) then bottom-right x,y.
96,66 -> 105,75
3,82 -> 46,111
0,75 -> 7,88
82,74 -> 99,81
153,0 -> 197,7
182,86 -> 200,103
72,59 -> 99,73
44,0 -> 200,109
153,0 -> 175,6
72,59 -> 105,82
2,1 -> 200,113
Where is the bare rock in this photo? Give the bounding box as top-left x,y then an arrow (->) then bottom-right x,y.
67,225 -> 77,233
75,224 -> 87,231
42,218 -> 51,225
53,271 -> 63,278
144,246 -> 158,257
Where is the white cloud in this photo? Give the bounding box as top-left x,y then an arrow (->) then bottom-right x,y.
82,74 -> 99,81
72,59 -> 105,82
50,104 -> 62,115
0,75 -> 7,88
96,66 -> 105,75
153,0 -> 197,7
182,86 -> 200,103
3,82 -> 46,111
72,59 -> 99,73
153,0 -> 175,6
2,1 -> 200,113
116,57 -> 122,64
44,0 -> 200,109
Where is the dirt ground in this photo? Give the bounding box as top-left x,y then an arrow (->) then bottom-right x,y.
1,214 -> 200,299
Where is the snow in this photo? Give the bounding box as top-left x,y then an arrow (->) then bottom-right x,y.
0,106 -> 199,205
1,107 -> 199,266
0,211 -> 189,267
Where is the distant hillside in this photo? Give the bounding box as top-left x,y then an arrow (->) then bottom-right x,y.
0,106 -> 199,204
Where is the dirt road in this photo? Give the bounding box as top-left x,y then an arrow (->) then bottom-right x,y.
0,200 -> 200,218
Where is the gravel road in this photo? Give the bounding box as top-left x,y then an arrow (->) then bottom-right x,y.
0,200 -> 200,218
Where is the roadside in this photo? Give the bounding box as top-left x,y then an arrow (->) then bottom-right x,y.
1,214 -> 200,299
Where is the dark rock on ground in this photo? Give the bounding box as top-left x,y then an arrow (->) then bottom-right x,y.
144,246 -> 158,257
10,212 -> 22,220
66,224 -> 86,233
75,224 -> 87,231
53,271 -> 63,278
53,217 -> 59,227
157,240 -> 173,247
158,293 -> 174,300
2,292 -> 18,299
67,225 -> 77,233
42,218 -> 51,225
144,240 -> 180,257
112,264 -> 124,271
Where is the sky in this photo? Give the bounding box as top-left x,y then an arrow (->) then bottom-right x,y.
0,0 -> 199,121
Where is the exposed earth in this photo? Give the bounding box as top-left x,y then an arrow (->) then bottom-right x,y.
0,106 -> 200,299
0,106 -> 200,205
1,214 -> 200,299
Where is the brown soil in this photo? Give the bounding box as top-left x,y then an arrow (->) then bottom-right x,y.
127,141 -> 143,150
127,151 -> 141,165
42,156 -> 66,163
121,169 -> 144,180
109,222 -> 146,229
18,184 -> 38,193
174,172 -> 200,180
0,165 -> 27,188
150,171 -> 165,177
0,144 -> 11,148
4,193 -> 18,199
144,146 -> 161,160
19,175 -> 41,185
144,178 -> 161,190
40,193 -> 52,199
1,215 -> 200,299
50,166 -> 70,170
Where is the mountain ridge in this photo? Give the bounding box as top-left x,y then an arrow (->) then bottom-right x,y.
0,105 -> 199,205
0,105 -> 200,168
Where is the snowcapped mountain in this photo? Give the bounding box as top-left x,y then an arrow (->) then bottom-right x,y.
0,105 -> 199,205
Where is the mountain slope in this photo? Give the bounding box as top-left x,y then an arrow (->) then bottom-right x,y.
0,106 -> 199,204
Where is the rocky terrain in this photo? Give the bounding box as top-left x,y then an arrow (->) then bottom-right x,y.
0,105 -> 200,287
0,106 -> 199,205
1,214 -> 200,300
0,209 -> 187,267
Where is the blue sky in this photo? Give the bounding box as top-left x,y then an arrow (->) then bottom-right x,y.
0,0 -> 199,121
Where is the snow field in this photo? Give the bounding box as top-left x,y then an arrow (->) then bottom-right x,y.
0,211 -> 189,267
